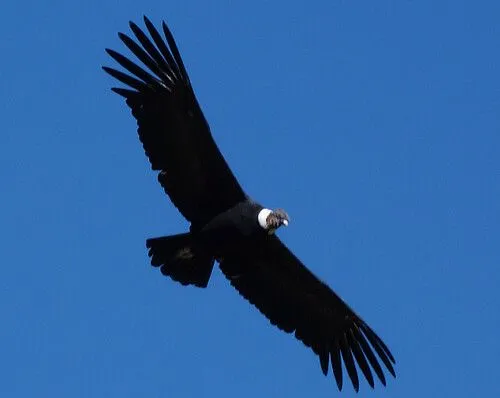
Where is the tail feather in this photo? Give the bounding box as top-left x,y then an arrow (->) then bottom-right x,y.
146,233 -> 214,288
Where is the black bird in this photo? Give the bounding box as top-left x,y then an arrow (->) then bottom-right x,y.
103,16 -> 396,392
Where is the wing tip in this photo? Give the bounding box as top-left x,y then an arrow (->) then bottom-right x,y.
101,65 -> 114,74
117,31 -> 128,42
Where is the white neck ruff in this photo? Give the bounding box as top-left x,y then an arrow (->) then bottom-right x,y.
257,208 -> 272,229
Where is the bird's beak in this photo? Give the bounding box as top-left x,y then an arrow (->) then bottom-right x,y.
282,220 -> 289,227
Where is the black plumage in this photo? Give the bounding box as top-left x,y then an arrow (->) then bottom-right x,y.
103,16 -> 396,392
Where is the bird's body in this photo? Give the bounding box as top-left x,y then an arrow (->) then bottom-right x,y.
104,16 -> 396,392
196,198 -> 266,240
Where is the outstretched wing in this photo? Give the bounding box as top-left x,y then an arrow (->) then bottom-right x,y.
219,235 -> 396,392
103,17 -> 246,226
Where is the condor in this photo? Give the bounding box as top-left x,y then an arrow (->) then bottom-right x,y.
103,16 -> 396,392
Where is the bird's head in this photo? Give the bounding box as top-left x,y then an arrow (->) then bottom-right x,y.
258,208 -> 290,234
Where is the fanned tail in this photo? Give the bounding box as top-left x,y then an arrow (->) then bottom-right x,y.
146,233 -> 215,288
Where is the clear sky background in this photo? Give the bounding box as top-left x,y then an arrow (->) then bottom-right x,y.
1,1 -> 499,397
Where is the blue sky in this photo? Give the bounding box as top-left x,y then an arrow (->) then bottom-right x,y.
1,1 -> 499,396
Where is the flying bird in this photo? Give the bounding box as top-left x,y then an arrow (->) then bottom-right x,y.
103,16 -> 396,392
